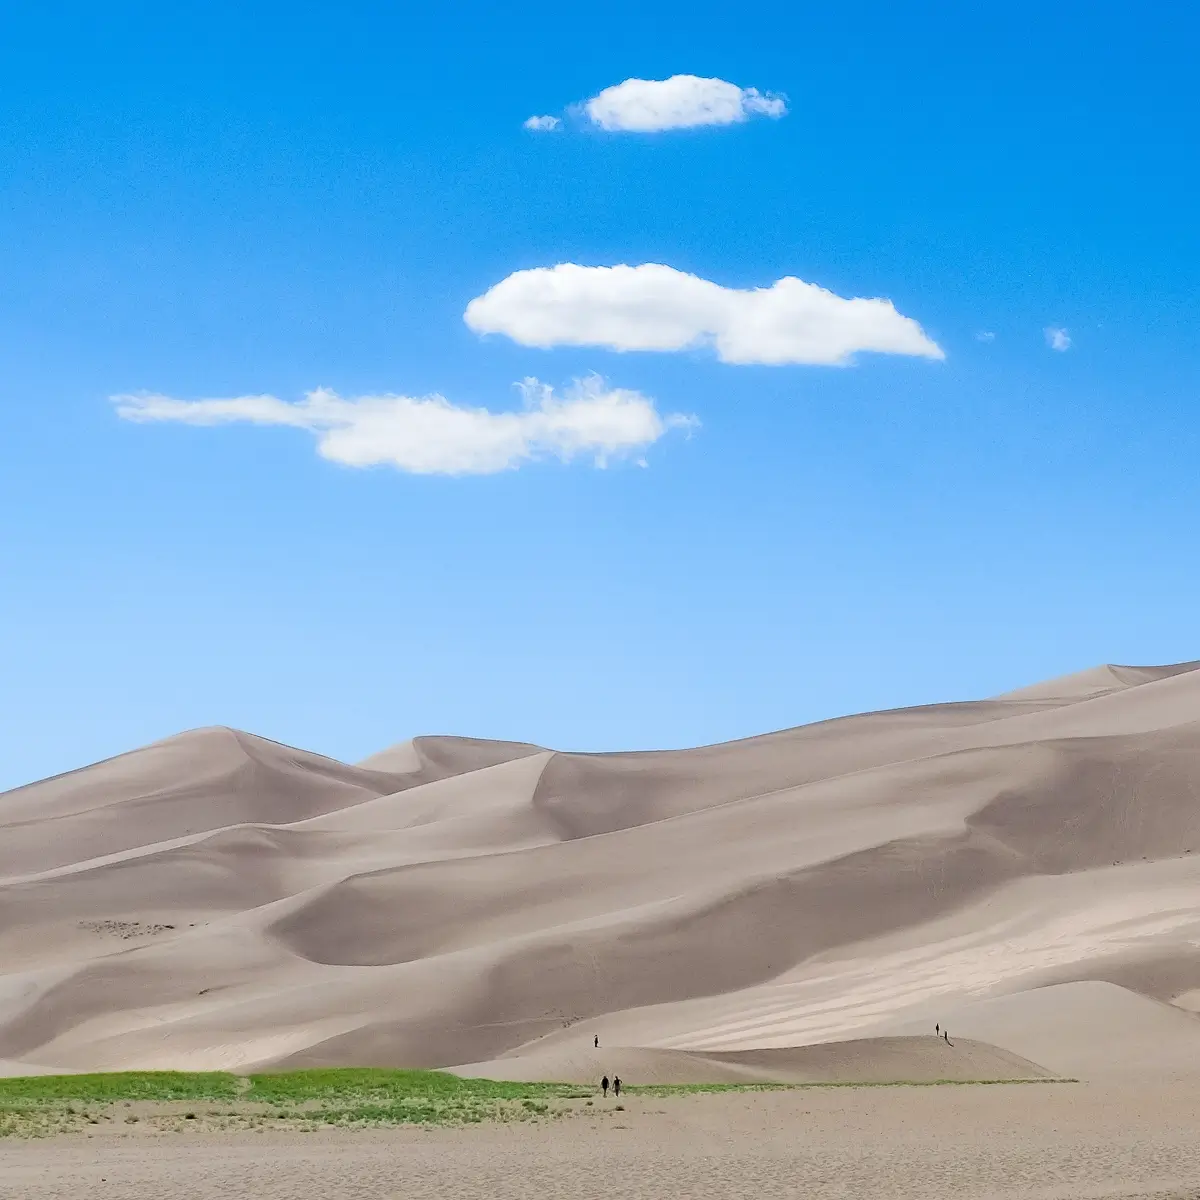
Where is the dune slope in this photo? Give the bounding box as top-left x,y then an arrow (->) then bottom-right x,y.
450,1036 -> 1051,1085
3,660 -> 1200,1081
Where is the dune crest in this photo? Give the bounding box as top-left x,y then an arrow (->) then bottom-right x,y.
3,660 -> 1200,1080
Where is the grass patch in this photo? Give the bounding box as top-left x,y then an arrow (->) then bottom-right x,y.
0,1072 -> 240,1103
245,1067 -> 572,1104
0,1072 -> 244,1139
0,1068 -> 1076,1137
245,1068 -> 578,1126
0,1069 -> 582,1137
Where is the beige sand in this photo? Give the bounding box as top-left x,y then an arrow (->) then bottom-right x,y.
450,1033 -> 1049,1084
877,979 -> 1200,1080
3,660 -> 1200,1081
4,1083 -> 1200,1199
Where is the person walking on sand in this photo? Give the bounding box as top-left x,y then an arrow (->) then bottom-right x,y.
935,1023 -> 940,1036
612,1075 -> 621,1098
594,1035 -> 599,1048
601,1075 -> 609,1098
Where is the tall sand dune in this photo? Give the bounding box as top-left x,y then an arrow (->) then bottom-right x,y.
3,660 -> 1200,1080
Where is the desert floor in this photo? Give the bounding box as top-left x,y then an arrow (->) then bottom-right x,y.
4,1082 -> 1200,1200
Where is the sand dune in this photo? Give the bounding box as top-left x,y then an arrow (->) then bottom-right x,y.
3,660 -> 1200,1081
451,1035 -> 1050,1084
875,980 -> 1200,1080
994,660 -> 1200,703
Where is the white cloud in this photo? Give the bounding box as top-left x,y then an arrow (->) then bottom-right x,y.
1045,326 -> 1072,352
975,330 -> 996,342
112,377 -> 696,475
465,263 -> 943,366
581,75 -> 787,132
526,75 -> 787,134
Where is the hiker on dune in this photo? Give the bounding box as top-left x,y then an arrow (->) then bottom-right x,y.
601,1075 -> 609,1098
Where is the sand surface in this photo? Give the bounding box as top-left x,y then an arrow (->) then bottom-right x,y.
4,1083 -> 1200,1200
450,1034 -> 1049,1083
4,659 -> 1200,1080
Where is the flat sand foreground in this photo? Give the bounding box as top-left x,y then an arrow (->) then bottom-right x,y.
4,1084 -> 1200,1200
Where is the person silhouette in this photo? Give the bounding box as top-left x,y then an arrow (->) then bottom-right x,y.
935,1023 -> 940,1036
594,1035 -> 599,1048
612,1075 -> 621,1098
601,1075 -> 609,1097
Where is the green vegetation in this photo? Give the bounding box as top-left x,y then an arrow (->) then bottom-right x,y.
245,1067 -> 575,1104
0,1069 -> 585,1138
243,1068 -> 581,1128
0,1072 -> 241,1138
0,1067 -> 1075,1138
0,1071 -> 240,1102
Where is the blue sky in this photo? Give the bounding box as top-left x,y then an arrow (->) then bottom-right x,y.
2,0 -> 1198,789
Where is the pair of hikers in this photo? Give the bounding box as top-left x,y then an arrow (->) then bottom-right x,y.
594,1037 -> 622,1097
936,1023 -> 951,1044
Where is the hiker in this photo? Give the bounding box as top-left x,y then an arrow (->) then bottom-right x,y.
944,1030 -> 950,1043
601,1075 -> 609,1097
935,1023 -> 940,1036
612,1075 -> 621,1098
594,1035 -> 599,1048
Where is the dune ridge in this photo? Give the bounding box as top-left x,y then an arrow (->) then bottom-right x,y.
3,660 -> 1200,1081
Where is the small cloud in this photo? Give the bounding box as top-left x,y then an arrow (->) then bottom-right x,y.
975,330 -> 996,342
584,75 -> 787,132
529,75 -> 787,135
112,376 -> 696,475
465,263 -> 942,367
523,114 -> 561,132
1045,326 -> 1072,352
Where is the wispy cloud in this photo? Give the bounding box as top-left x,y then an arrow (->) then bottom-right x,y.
1045,326 -> 1072,352
525,75 -> 787,134
975,330 -> 996,343
465,263 -> 943,367
523,114 -> 561,132
112,377 -> 696,475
